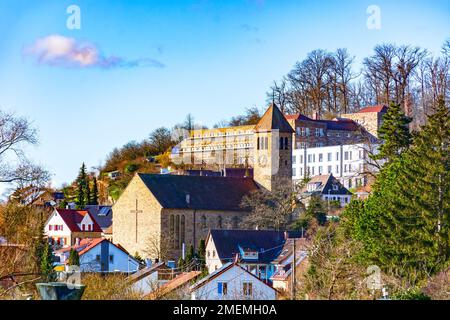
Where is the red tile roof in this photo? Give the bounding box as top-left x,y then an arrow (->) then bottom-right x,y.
284,114 -> 313,121
357,105 -> 387,113
78,238 -> 106,255
56,209 -> 103,233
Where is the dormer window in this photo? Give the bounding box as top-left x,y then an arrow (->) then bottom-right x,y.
242,250 -> 258,260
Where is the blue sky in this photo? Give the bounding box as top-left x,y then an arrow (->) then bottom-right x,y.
0,0 -> 449,189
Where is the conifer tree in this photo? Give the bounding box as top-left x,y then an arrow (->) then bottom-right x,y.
40,242 -> 56,282
372,102 -> 412,163
68,249 -> 80,266
85,178 -> 91,206
76,163 -> 88,209
344,98 -> 449,285
91,176 -> 99,205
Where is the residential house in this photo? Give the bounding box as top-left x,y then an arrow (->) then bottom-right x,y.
301,174 -> 352,207
128,261 -> 165,295
205,229 -> 301,282
44,208 -> 102,247
147,271 -> 201,300
85,205 -> 113,239
270,238 -> 308,294
54,238 -> 140,273
190,260 -> 277,300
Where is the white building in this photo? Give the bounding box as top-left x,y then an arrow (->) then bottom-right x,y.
54,238 -> 140,273
44,209 -> 102,247
292,143 -> 379,189
190,261 -> 277,300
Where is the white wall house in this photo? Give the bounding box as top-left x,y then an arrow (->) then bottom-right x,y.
190,262 -> 277,300
55,238 -> 140,273
292,143 -> 379,189
44,209 -> 102,247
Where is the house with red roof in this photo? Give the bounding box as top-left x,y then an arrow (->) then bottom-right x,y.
54,238 -> 141,273
44,208 -> 102,247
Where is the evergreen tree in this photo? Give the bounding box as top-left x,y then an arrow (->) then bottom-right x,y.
186,245 -> 195,265
177,256 -> 185,269
85,178 -> 91,206
91,176 -> 99,205
372,102 -> 412,163
344,98 -> 450,285
76,163 -> 88,209
40,242 -> 56,282
68,249 -> 80,266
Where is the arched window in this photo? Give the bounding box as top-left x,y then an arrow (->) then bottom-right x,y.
217,216 -> 223,229
180,215 -> 185,247
284,137 -> 289,150
257,137 -> 260,150
175,215 -> 180,248
169,215 -> 174,236
201,215 -> 207,228
279,137 -> 284,150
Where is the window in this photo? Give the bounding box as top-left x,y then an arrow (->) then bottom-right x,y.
180,215 -> 186,245
284,137 -> 289,150
201,215 -> 207,228
82,224 -> 85,231
49,225 -> 53,231
344,164 -> 348,173
328,166 -> 332,174
305,128 -> 310,136
96,255 -> 101,262
169,215 -> 175,239
207,250 -> 210,258
300,127 -> 306,136
308,155 -> 312,163
318,166 -> 323,174
318,153 -> 323,162
109,255 -> 114,263
296,127 -> 301,136
311,167 -> 315,175
315,128 -> 320,137
292,155 -> 296,164
327,153 -> 332,161
218,282 -> 228,296
336,152 -> 339,161
279,137 -> 284,150
336,165 -> 339,173
319,128 -> 324,136
344,151 -> 349,160
243,282 -> 253,296
299,155 -> 303,163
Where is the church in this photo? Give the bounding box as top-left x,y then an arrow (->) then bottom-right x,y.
112,104 -> 294,260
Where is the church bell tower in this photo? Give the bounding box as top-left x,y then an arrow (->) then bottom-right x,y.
253,103 -> 294,191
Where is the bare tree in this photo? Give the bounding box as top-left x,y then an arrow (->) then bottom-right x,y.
241,178 -> 308,230
0,110 -> 50,188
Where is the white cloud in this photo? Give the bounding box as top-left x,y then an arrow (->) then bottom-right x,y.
23,34 -> 165,69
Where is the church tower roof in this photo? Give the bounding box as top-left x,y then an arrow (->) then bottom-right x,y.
255,103 -> 294,133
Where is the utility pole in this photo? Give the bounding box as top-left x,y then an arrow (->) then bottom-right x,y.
291,238 -> 297,300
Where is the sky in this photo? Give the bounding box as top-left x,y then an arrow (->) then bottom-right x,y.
0,0 -> 449,190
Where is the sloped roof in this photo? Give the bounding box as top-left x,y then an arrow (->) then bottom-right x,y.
302,174 -> 352,196
315,119 -> 359,131
190,262 -> 276,293
148,271 -> 201,299
255,104 -> 294,133
357,105 -> 388,113
85,205 -> 113,230
128,262 -> 165,282
284,114 -> 313,121
207,229 -> 302,264
55,209 -> 103,233
138,174 -> 258,211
